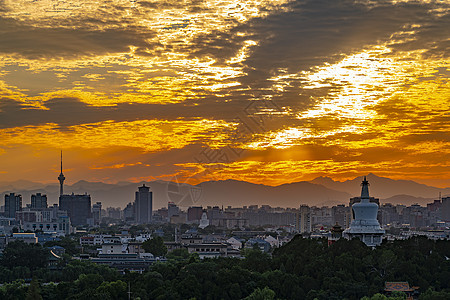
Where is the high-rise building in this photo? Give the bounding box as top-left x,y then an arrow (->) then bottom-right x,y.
343,177 -> 384,247
168,202 -> 180,221
31,193 -> 48,209
123,202 -> 135,222
107,207 -> 121,220
4,193 -> 22,218
441,197 -> 450,222
59,193 -> 92,226
135,184 -> 152,224
187,206 -> 203,222
380,203 -> 400,226
310,206 -> 332,227
332,204 -> 348,228
296,205 -> 311,233
92,202 -> 102,225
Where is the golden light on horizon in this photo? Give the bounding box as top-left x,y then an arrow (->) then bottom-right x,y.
0,119 -> 237,152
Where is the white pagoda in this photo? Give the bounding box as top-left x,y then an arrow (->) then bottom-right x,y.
344,176 -> 385,247
199,211 -> 210,229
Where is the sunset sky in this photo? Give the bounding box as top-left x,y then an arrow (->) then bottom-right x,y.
0,0 -> 449,187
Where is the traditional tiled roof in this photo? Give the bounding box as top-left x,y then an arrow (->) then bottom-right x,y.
385,282 -> 414,292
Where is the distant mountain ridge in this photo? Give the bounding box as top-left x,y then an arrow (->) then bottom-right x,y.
311,173 -> 450,199
0,174 -> 448,209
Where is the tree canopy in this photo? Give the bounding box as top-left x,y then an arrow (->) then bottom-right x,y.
142,236 -> 167,257
0,236 -> 449,299
2,241 -> 49,271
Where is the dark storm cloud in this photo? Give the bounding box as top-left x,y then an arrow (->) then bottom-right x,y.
0,0 -> 446,63
0,97 -> 294,129
388,12 -> 450,58
186,0 -> 447,105
0,16 -> 159,59
248,0 -> 444,73
188,29 -> 246,63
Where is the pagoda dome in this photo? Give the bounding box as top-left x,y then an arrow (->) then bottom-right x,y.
343,176 -> 384,246
352,176 -> 379,226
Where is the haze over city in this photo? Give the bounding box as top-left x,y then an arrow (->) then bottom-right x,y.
0,0 -> 448,189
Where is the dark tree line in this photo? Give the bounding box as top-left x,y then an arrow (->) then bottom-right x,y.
0,236 -> 449,299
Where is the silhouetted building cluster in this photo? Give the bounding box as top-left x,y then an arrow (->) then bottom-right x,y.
1,157 -> 449,246
1,192 -> 72,236
0,154 -> 102,236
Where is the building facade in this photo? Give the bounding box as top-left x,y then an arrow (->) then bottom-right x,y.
21,215 -> 72,236
92,202 -> 102,225
31,193 -> 48,209
59,193 -> 92,226
135,184 -> 152,224
4,193 -> 22,218
296,205 -> 311,233
442,197 -> 450,222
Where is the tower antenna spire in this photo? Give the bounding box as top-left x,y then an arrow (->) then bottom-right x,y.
58,150 -> 65,196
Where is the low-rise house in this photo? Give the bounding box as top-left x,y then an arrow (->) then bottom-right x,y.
48,245 -> 65,256
231,230 -> 266,238
80,236 -> 95,246
264,235 -> 279,248
7,233 -> 38,244
245,238 -> 271,252
127,242 -> 145,254
0,217 -> 18,235
384,282 -> 419,299
227,237 -> 244,250
186,242 -> 229,259
37,233 -> 60,244
91,253 -> 164,273
180,232 -> 203,245
135,233 -> 152,242
103,235 -> 121,244
100,242 -> 125,254
164,241 -> 182,252
80,234 -> 122,246
48,250 -> 62,270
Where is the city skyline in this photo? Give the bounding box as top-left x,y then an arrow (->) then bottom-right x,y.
2,171 -> 449,210
0,0 -> 449,188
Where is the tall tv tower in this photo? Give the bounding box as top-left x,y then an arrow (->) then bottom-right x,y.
58,151 -> 65,196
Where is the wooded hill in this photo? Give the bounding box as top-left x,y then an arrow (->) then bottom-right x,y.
0,236 -> 449,299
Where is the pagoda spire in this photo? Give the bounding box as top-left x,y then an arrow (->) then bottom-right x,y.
58,151 -> 65,196
361,176 -> 370,199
